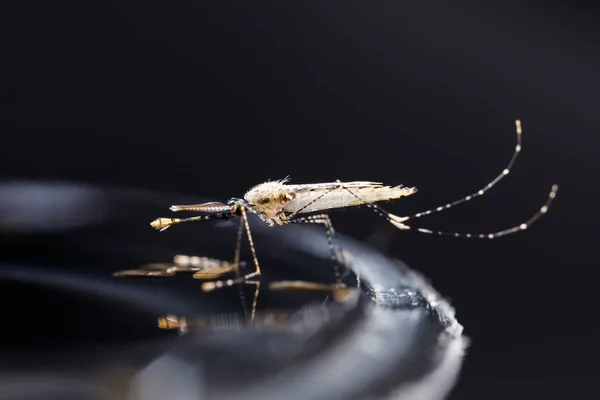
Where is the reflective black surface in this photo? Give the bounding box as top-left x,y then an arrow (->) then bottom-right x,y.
0,182 -> 465,400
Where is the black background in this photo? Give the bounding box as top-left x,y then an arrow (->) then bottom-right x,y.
2,1 -> 597,399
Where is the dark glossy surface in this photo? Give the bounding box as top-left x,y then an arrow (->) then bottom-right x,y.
3,3 -> 590,397
0,182 -> 464,400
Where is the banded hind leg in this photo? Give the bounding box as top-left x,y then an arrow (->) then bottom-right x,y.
332,120 -> 558,237
268,214 -> 356,303
283,214 -> 345,288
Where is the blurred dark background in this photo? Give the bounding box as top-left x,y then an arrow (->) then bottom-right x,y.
1,1 -> 597,399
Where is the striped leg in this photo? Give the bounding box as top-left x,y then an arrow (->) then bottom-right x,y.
283,214 -> 346,289
333,120 -> 558,238
201,203 -> 262,323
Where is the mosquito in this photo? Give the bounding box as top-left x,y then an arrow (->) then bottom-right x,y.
147,120 -> 559,323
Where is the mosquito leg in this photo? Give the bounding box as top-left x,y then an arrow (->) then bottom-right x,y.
333,120 -> 558,238
202,203 -> 262,323
337,179 -> 559,239
404,120 -> 524,221
153,201 -> 255,320
325,119 -> 525,226
246,280 -> 260,323
232,217 -> 248,320
284,214 -> 345,288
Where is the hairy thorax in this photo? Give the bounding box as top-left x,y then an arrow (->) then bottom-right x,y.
243,180 -> 296,223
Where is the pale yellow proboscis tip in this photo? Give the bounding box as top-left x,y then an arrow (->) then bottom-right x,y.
150,218 -> 177,231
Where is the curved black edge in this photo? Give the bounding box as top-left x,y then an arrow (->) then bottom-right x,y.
0,180 -> 466,400
210,230 -> 467,400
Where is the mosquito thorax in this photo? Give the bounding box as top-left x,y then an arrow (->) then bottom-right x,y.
243,181 -> 295,219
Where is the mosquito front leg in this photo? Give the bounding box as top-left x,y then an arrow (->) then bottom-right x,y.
201,203 -> 263,323
232,217 -> 248,320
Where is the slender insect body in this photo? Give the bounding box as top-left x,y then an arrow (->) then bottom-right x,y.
122,120 -> 559,323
